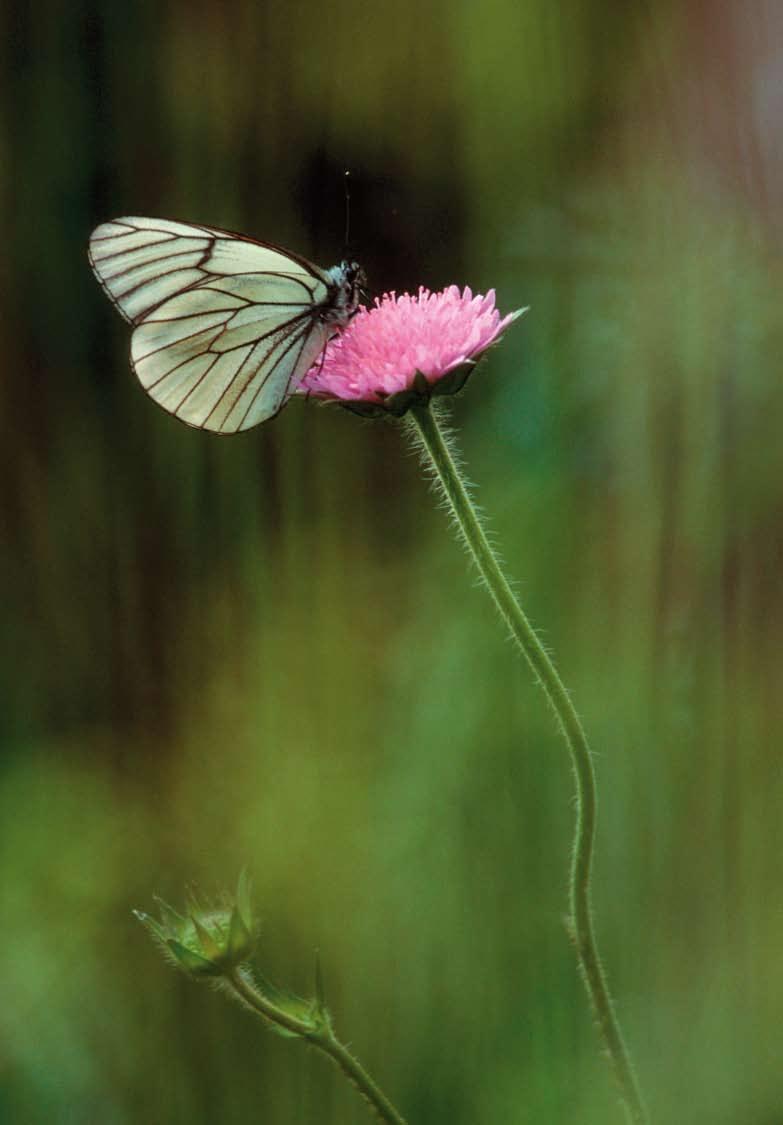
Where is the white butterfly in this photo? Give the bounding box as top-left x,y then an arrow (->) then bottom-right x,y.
88,217 -> 364,433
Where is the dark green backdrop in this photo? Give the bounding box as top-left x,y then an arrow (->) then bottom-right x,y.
2,2 -> 782,1122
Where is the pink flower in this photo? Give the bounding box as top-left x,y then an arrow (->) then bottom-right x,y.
299,286 -> 525,416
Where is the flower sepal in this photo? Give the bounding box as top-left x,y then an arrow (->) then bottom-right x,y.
426,357 -> 476,399
247,966 -> 330,1039
336,364 -> 478,419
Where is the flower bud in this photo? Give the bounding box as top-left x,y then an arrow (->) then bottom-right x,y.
134,870 -> 257,979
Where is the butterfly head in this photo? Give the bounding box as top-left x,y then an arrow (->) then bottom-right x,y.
326,260 -> 366,325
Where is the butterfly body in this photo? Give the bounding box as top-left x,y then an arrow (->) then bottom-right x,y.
88,217 -> 364,433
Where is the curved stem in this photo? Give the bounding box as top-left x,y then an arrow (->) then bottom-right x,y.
408,401 -> 648,1125
226,970 -> 408,1125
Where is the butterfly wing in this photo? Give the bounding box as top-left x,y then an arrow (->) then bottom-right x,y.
88,217 -> 336,432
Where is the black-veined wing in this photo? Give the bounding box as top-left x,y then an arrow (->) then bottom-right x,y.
88,217 -> 355,433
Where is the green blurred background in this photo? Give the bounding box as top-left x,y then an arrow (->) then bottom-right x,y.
2,2 -> 782,1122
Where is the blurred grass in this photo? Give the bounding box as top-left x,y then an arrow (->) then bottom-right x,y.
2,1 -> 783,1122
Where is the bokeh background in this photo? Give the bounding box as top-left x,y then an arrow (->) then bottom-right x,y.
2,2 -> 782,1122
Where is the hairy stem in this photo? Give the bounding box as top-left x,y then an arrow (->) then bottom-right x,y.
226,969 -> 408,1125
407,400 -> 648,1125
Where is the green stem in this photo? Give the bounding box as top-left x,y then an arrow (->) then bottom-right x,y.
408,400 -> 648,1125
226,969 -> 408,1125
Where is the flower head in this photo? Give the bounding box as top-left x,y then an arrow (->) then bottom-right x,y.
299,286 -> 525,416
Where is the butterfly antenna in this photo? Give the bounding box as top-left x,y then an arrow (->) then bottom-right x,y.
343,169 -> 351,258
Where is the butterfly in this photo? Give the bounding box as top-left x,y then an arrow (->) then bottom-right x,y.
88,217 -> 364,433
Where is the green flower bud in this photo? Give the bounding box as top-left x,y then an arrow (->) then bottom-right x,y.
134,870 -> 257,979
